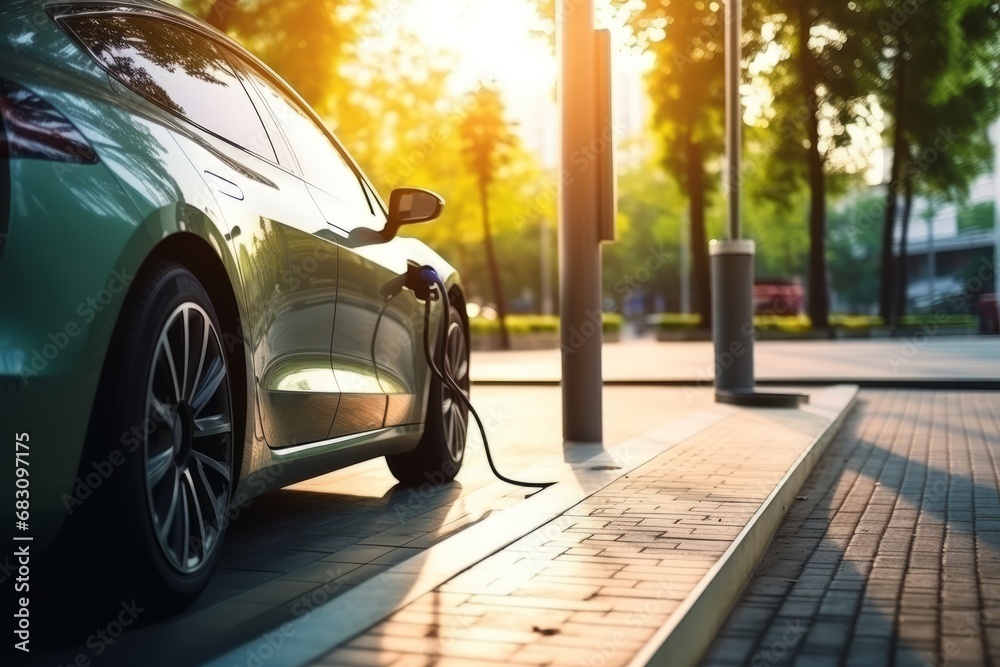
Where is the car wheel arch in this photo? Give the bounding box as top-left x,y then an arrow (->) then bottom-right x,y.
139,232 -> 253,489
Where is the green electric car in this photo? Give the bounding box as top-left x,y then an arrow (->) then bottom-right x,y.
0,0 -> 470,605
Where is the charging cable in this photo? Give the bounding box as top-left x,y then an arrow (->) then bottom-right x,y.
417,268 -> 554,490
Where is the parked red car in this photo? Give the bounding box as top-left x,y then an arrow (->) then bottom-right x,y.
754,276 -> 805,316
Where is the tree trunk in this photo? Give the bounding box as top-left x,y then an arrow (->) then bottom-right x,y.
686,134 -> 711,329
880,54 -> 907,325
458,243 -> 471,291
479,181 -> 510,349
799,2 -> 829,329
895,175 -> 915,320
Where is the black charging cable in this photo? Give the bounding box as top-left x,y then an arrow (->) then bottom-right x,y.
417,267 -> 554,490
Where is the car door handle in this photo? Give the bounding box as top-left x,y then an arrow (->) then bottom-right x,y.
204,171 -> 245,201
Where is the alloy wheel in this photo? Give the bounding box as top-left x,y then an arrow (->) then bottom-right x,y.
144,303 -> 232,575
441,319 -> 469,461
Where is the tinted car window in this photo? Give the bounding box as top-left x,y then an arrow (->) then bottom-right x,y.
62,14 -> 276,162
241,68 -> 372,213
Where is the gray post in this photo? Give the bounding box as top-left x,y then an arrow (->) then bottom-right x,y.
725,0 -> 742,241
711,239 -> 755,391
711,0 -> 756,397
558,0 -> 603,443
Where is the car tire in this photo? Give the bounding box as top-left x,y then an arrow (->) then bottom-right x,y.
86,260 -> 235,610
386,303 -> 469,486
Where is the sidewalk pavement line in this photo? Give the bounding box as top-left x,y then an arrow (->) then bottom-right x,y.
472,378 -> 1000,390
203,410 -> 732,667
627,386 -> 860,667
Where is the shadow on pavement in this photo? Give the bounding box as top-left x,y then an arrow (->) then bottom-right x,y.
22,479 -> 474,666
704,391 -> 1000,666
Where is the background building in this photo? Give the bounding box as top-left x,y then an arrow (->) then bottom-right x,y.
896,121 -> 999,311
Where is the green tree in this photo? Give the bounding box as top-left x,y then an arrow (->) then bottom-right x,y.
640,2 -> 725,329
828,192 -> 884,313
752,0 -> 880,328
458,85 -> 517,349
528,1 -> 726,328
874,0 -> 1000,323
602,158 -> 686,314
176,0 -> 376,112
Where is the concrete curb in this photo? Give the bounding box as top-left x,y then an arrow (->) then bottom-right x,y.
628,387 -> 860,667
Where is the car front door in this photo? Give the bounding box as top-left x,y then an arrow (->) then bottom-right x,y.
241,68 -> 427,434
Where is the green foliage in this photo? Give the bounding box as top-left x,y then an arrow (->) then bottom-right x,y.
470,315 -> 555,336
459,85 -> 516,189
751,1 -> 882,189
174,0 -> 376,112
876,0 -> 1000,203
456,85 -> 521,347
827,192 -> 885,313
957,201 -> 997,233
636,2 -> 725,190
742,127 -> 811,278
873,0 -> 1000,319
602,159 -> 684,307
602,313 -> 624,334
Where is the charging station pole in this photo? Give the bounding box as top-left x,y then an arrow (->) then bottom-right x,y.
558,0 -> 613,443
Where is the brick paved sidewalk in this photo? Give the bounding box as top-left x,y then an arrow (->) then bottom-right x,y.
302,388 -> 855,667
701,391 -> 1000,667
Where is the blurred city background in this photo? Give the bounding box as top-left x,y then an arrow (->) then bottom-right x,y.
172,0 -> 1000,348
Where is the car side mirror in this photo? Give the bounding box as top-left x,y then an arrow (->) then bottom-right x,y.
382,187 -> 445,241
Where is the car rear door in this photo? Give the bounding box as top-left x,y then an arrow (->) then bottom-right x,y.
59,12 -> 343,448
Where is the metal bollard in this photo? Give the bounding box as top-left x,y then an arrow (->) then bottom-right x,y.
710,239 -> 755,392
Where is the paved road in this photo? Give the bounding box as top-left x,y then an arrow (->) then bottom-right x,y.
471,337 -> 1000,383
701,390 -> 1000,667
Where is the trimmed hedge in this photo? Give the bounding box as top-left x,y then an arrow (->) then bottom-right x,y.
898,314 -> 978,328
646,313 -> 703,331
648,312 -> 979,332
469,313 -> 624,336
